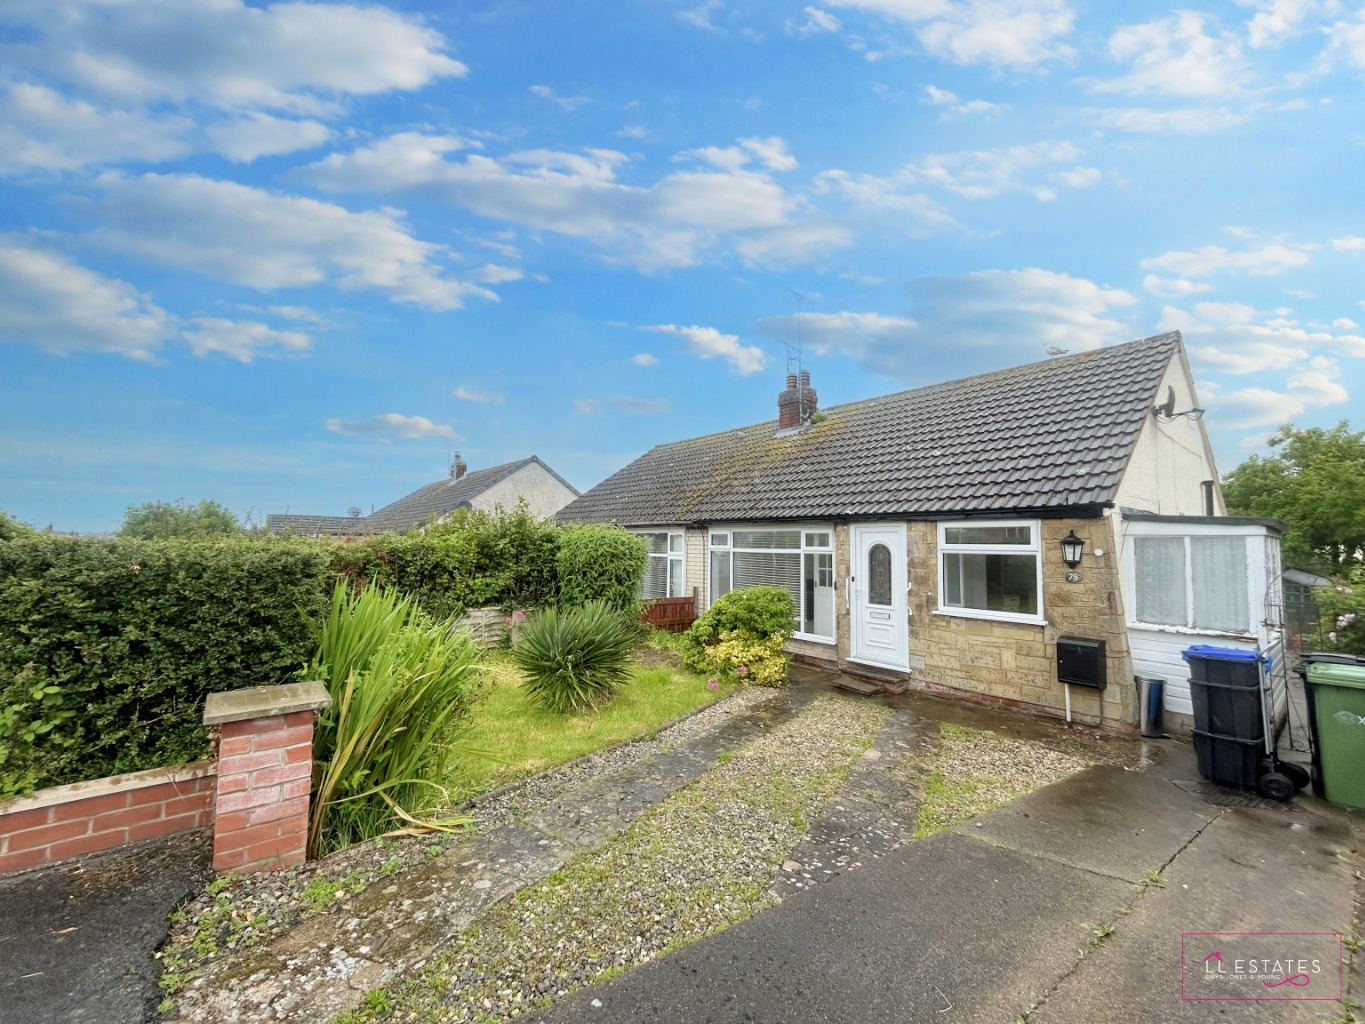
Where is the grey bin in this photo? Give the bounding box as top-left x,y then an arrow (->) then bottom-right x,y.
1135,676 -> 1164,737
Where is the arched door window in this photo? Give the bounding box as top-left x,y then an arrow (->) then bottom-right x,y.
868,543 -> 892,606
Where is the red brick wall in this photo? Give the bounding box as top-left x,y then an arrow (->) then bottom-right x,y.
0,763 -> 214,875
211,710 -> 315,872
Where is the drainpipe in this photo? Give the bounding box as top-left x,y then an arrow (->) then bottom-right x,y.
1201,480 -> 1216,517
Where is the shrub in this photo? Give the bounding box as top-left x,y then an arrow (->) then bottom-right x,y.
1316,569 -> 1365,656
682,586 -> 795,673
557,524 -> 649,612
0,535 -> 328,797
327,502 -> 560,618
699,630 -> 790,687
306,584 -> 481,856
0,508 -> 34,540
513,601 -> 637,713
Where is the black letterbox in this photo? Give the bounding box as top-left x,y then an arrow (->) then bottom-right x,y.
1057,637 -> 1106,690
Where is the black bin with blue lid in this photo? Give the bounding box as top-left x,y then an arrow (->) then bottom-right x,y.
1183,645 -> 1271,790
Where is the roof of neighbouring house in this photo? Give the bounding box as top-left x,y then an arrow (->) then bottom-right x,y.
558,333 -> 1186,527
267,456 -> 577,536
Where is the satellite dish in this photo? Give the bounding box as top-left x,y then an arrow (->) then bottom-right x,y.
1155,386 -> 1176,418
347,506 -> 363,518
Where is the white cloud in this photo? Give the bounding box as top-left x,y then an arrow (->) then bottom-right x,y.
203,113 -> 331,162
1322,10 -> 1365,70
325,413 -> 461,441
90,172 -> 495,310
828,0 -> 1076,68
1207,359 -> 1349,428
1244,0 -> 1318,48
1160,300 -> 1365,377
1049,166 -> 1102,189
921,84 -> 1008,120
1143,275 -> 1215,299
1083,106 -> 1252,134
1092,12 -> 1249,99
813,169 -> 959,232
787,7 -> 842,35
573,398 -> 603,414
471,264 -> 524,284
296,134 -> 845,271
616,125 -> 653,140
819,140 -> 1093,207
631,353 -> 660,366
452,386 -> 504,404
5,0 -> 466,115
1141,242 -> 1312,278
1332,235 -> 1365,251
182,317 -> 310,362
268,305 -> 330,325
641,324 -> 767,375
757,269 -> 1137,381
529,85 -> 589,111
0,236 -> 173,359
678,0 -> 724,32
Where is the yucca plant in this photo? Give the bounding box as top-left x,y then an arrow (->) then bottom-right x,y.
305,583 -> 481,857
513,600 -> 636,713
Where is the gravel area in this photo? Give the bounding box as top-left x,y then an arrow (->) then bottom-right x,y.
370,694 -> 890,1023
155,686 -> 783,1012
912,722 -> 1093,838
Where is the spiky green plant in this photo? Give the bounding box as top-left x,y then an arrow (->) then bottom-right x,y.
512,601 -> 636,713
305,584 -> 481,857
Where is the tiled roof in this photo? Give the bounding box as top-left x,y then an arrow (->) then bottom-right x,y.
268,457 -> 573,535
558,333 -> 1183,526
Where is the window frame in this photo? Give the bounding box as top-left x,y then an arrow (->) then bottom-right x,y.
632,530 -> 686,601
708,524 -> 836,643
935,519 -> 1045,626
1127,526 -> 1257,636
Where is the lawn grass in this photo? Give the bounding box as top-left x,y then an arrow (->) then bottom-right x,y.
440,651 -> 732,805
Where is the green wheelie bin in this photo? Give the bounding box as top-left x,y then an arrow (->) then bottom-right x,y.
1303,657 -> 1365,810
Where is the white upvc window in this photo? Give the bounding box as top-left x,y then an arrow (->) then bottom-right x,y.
634,531 -> 685,599
937,520 -> 1044,625
1132,534 -> 1251,633
708,526 -> 835,641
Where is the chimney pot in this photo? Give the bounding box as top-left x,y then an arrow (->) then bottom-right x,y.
451,452 -> 468,480
799,369 -> 810,390
785,372 -> 798,391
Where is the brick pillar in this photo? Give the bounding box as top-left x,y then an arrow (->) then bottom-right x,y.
203,681 -> 331,874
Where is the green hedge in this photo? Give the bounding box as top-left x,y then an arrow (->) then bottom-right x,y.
557,524 -> 648,611
325,505 -> 560,619
0,535 -> 329,797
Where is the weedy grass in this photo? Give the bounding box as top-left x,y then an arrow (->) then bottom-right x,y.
441,653 -> 732,805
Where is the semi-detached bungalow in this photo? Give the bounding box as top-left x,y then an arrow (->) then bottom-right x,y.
558,332 -> 1290,733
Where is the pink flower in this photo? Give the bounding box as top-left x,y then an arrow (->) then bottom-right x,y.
1338,613 -> 1357,628
707,677 -> 719,691
736,665 -> 748,677
513,610 -> 526,622
1330,631 -> 1339,643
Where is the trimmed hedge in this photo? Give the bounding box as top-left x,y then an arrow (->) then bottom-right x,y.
0,535 -> 329,796
557,524 -> 649,611
326,505 -> 560,619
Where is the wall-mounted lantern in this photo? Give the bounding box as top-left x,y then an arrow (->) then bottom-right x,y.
1060,530 -> 1084,570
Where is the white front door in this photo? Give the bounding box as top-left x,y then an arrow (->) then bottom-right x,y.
850,524 -> 909,671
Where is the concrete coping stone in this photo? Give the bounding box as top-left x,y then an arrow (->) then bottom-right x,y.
0,759 -> 216,816
203,681 -> 332,726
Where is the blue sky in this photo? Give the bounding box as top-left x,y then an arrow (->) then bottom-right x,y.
2,0 -> 1364,532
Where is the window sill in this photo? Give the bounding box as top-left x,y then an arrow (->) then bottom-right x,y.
933,608 -> 1046,628
792,632 -> 837,645
1129,622 -> 1258,640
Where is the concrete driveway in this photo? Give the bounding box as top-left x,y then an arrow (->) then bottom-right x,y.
530,739 -> 1362,1024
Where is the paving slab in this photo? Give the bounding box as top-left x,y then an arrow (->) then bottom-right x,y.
956,752 -> 1219,884
531,831 -> 1133,1024
1030,797 -> 1356,1023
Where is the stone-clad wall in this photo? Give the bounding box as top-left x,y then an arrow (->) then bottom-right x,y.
903,517 -> 1135,729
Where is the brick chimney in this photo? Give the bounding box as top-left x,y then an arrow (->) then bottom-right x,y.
451,452 -> 468,480
777,370 -> 817,431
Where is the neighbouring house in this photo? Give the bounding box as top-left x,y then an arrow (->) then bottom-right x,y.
267,455 -> 579,536
558,332 -> 1289,733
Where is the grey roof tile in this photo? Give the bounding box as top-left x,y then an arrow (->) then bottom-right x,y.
558,333 -> 1182,526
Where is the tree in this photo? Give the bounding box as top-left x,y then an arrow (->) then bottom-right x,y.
118,498 -> 243,540
1222,422 -> 1365,571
